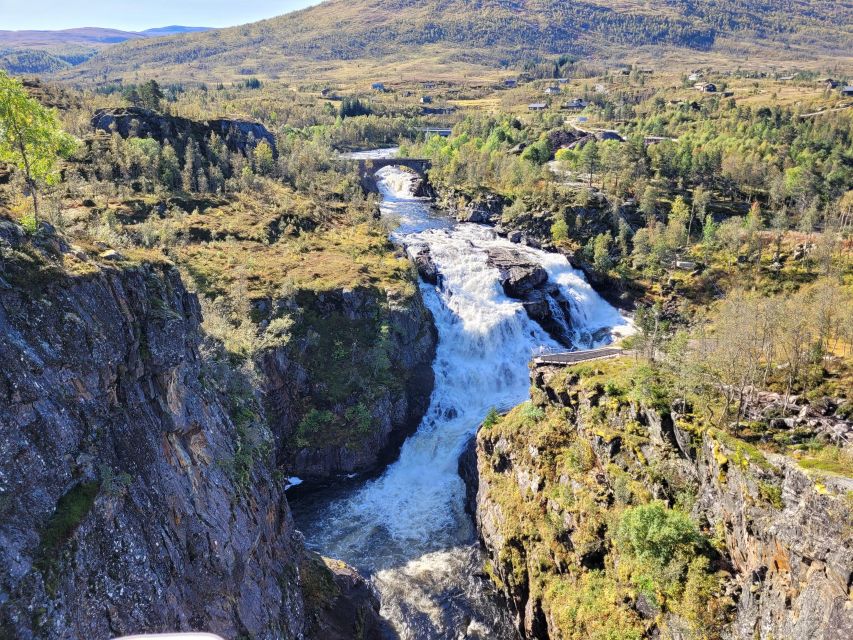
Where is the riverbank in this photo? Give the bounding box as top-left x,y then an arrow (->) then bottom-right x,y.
293,162 -> 631,638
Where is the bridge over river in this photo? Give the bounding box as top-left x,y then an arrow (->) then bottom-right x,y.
346,157 -> 432,193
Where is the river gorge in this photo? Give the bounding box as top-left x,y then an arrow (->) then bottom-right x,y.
293,153 -> 631,639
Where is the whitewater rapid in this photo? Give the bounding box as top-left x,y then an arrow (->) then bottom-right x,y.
293,159 -> 631,638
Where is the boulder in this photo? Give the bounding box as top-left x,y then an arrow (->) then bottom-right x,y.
487,247 -> 575,346
487,247 -> 548,297
411,245 -> 440,286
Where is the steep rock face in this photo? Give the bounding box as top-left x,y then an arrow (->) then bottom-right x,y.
0,257 -> 384,640
258,287 -> 437,482
91,107 -> 277,156
466,362 -> 853,640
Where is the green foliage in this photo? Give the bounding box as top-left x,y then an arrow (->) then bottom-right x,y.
615,502 -> 698,561
520,401 -> 545,422
758,481 -> 784,508
339,96 -> 371,118
0,71 -> 76,216
483,407 -> 501,429
551,215 -> 569,244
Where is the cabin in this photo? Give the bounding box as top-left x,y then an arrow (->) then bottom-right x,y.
842,86 -> 853,97
420,95 -> 433,104
528,103 -> 548,112
371,82 -> 386,92
544,86 -> 562,95
695,82 -> 717,93
563,98 -> 588,111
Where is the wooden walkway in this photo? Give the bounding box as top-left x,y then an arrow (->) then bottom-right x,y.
533,346 -> 624,366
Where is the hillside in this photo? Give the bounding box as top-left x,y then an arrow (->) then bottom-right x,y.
0,26 -> 210,75
61,0 -> 853,83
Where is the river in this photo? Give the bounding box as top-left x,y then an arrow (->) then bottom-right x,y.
292,153 -> 631,639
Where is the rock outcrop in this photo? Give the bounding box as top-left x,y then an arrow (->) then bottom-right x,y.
0,245 -> 381,639
91,107 -> 277,156
486,247 -> 575,347
464,360 -> 853,640
258,287 -> 437,482
410,244 -> 440,286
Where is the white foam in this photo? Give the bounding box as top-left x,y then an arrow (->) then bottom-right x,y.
299,166 -> 632,636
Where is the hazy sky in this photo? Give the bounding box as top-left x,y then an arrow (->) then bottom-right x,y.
0,0 -> 320,31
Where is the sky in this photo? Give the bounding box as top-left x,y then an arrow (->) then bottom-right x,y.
0,0 -> 320,32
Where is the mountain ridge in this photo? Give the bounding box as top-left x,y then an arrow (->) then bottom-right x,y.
58,0 -> 853,83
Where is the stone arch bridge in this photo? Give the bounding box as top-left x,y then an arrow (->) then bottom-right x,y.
348,158 -> 432,193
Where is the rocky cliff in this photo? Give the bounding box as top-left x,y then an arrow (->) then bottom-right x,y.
259,286 -> 436,482
91,107 -> 277,156
0,223 -> 384,639
464,359 -> 853,640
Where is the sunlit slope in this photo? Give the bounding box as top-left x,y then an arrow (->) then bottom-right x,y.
63,0 -> 853,82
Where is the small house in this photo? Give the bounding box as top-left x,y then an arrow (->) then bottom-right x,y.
504,78 -> 517,88
544,86 -> 561,95
695,82 -> 717,93
563,98 -> 588,111
528,103 -> 548,112
371,82 -> 386,92
842,86 -> 853,97
420,95 -> 433,104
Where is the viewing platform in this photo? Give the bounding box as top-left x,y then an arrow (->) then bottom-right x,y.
533,346 -> 625,367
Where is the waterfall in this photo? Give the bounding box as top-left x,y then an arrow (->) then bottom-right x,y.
293,159 -> 631,638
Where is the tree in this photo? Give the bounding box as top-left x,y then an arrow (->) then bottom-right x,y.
688,186 -> 710,240
138,80 -> 165,111
551,215 -> 569,244
666,196 -> 690,249
639,185 -> 659,222
579,139 -> 600,187
590,232 -> 613,271
253,140 -> 275,176
0,71 -> 75,219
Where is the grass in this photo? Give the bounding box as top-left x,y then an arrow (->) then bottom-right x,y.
795,445 -> 853,478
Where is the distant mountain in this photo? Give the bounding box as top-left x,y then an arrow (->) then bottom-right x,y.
0,27 -> 146,50
140,26 -> 213,37
59,0 -> 853,83
0,26 -> 210,74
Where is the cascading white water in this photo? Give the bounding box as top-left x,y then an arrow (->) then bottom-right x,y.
293,156 -> 631,639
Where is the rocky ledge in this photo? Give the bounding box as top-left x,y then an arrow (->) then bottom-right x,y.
462,360 -> 853,640
257,286 -> 437,483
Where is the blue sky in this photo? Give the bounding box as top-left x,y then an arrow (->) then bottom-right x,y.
0,0 -> 320,31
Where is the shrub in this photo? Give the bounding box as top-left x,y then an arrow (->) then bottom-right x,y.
521,401 -> 545,422
483,407 -> 501,428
